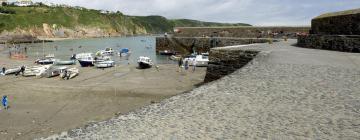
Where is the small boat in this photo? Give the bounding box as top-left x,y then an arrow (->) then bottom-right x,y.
183,53 -> 209,67
23,65 -> 51,77
54,59 -> 76,65
3,67 -> 21,75
75,53 -> 93,60
35,58 -> 55,65
137,56 -> 153,69
94,60 -> 115,68
42,66 -> 68,78
78,59 -> 94,67
60,67 -> 79,80
170,55 -> 182,61
96,48 -> 114,56
159,50 -> 176,55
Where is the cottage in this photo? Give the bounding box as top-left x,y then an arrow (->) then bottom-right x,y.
15,0 -> 33,6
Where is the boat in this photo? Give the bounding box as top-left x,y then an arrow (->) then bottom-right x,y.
42,66 -> 68,78
94,60 -> 115,68
3,67 -> 21,75
183,53 -> 209,67
75,53 -> 93,60
78,59 -> 94,67
159,50 -> 177,55
96,48 -> 114,56
60,67 -> 79,80
137,56 -> 153,69
54,59 -> 76,65
23,65 -> 51,77
170,55 -> 182,61
35,54 -> 56,65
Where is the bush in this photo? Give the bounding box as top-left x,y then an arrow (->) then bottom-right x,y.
0,7 -> 16,14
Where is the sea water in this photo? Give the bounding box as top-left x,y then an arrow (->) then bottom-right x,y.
8,36 -> 175,65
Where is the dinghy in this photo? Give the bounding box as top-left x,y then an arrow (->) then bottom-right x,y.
4,67 -> 21,75
42,66 -> 68,78
137,56 -> 153,69
94,60 -> 115,68
54,59 -> 76,65
23,65 -> 51,77
60,67 -> 79,80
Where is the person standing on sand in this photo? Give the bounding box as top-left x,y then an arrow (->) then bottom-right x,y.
184,60 -> 189,70
192,60 -> 197,72
178,57 -> 183,72
2,95 -> 8,110
2,67 -> 6,74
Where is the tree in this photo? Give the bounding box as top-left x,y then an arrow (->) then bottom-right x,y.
1,2 -> 7,6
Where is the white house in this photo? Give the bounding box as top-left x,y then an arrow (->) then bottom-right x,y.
15,0 -> 33,6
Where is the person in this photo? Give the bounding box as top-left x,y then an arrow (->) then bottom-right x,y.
178,57 -> 183,72
192,60 -> 197,72
2,67 -> 5,74
24,47 -> 27,53
184,60 -> 189,70
2,95 -> 8,110
20,66 -> 25,75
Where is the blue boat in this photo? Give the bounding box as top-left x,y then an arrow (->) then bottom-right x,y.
78,59 -> 94,67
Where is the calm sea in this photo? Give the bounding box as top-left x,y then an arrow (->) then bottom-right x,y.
6,36 -> 174,65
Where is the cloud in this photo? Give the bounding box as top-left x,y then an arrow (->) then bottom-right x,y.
31,0 -> 360,26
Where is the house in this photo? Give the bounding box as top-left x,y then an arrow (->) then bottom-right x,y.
15,0 -> 33,6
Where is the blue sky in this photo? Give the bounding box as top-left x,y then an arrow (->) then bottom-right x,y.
27,0 -> 360,26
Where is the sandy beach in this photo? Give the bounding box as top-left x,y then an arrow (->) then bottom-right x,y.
0,49 -> 206,139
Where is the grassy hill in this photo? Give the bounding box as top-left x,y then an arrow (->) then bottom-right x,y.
0,5 -> 251,35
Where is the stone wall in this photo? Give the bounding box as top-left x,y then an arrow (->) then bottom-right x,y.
298,9 -> 360,52
298,35 -> 360,52
174,27 -> 310,39
311,9 -> 360,35
156,37 -> 269,54
204,47 -> 259,82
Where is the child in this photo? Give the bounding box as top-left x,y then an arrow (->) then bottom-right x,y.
2,95 -> 8,110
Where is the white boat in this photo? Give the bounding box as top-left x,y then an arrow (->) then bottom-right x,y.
42,66 -> 68,78
94,60 -> 115,68
75,53 -> 93,60
23,65 -> 51,77
137,56 -> 153,69
96,48 -> 114,56
170,55 -> 182,61
60,67 -> 79,80
54,59 -> 76,65
183,53 -> 209,67
3,67 -> 21,75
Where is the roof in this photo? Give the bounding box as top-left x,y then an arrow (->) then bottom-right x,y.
315,8 -> 360,19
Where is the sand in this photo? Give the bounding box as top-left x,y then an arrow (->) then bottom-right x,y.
0,51 -> 206,140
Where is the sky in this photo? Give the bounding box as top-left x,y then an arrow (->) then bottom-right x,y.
24,0 -> 360,26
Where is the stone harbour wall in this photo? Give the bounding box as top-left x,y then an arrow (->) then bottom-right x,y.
204,47 -> 259,82
174,27 -> 310,39
311,10 -> 360,35
297,35 -> 360,52
156,37 -> 269,54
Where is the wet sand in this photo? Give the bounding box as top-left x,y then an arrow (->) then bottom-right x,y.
0,53 -> 206,139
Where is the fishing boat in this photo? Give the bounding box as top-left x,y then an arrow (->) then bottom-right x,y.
159,50 -> 177,55
77,53 -> 95,67
60,67 -> 79,80
3,67 -> 21,75
54,59 -> 76,65
96,48 -> 114,56
137,56 -> 153,69
75,53 -> 93,60
94,60 -> 115,68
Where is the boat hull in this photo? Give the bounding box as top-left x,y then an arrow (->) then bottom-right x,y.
95,61 -> 115,68
54,60 -> 76,65
138,62 -> 152,69
78,60 -> 94,67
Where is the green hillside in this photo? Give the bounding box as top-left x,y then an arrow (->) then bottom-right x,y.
0,5 -> 251,34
